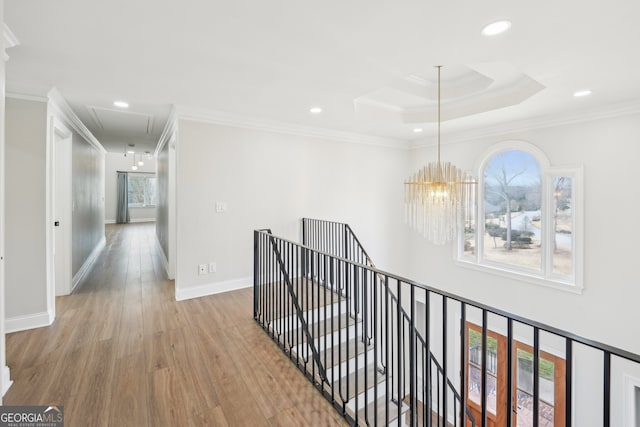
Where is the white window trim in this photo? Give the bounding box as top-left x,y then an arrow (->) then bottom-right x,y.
456,140 -> 584,294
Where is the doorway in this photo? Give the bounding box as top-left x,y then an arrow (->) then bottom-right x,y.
465,322 -> 566,427
47,117 -> 72,319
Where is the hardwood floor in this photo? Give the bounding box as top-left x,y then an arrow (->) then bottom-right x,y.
4,223 -> 350,427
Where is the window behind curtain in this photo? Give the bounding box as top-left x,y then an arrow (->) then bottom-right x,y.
128,175 -> 157,207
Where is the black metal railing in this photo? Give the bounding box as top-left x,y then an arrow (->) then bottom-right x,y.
254,219 -> 640,427
302,217 -> 374,270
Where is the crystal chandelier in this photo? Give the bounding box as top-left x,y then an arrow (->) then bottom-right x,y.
404,66 -> 476,245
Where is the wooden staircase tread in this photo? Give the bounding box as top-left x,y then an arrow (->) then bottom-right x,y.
332,363 -> 386,401
356,395 -> 403,427
262,279 -> 346,312
318,336 -> 372,368
277,313 -> 357,344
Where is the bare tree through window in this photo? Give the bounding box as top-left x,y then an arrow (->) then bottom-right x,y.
483,151 -> 541,270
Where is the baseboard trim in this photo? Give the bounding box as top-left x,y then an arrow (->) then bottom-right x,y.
155,237 -> 174,280
5,311 -> 53,333
1,365 -> 11,397
71,236 -> 106,293
105,219 -> 155,225
130,218 -> 155,223
175,277 -> 252,301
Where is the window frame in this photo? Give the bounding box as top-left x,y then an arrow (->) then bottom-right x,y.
127,174 -> 157,208
456,141 -> 583,293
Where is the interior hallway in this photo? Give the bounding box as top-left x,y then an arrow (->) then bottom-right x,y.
4,223 -> 349,427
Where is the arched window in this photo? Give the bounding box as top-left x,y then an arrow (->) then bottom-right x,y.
457,141 -> 583,292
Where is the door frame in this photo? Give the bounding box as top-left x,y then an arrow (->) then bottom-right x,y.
465,321 -> 508,426
512,340 -> 566,427
46,116 -> 73,319
465,321 -> 566,427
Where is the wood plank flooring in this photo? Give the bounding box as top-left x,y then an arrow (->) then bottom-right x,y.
4,223 -> 350,427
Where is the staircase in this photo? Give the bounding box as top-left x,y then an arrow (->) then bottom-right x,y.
254,220 -> 473,426
254,219 -> 640,427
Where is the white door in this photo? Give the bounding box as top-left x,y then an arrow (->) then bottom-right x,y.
53,125 -> 72,296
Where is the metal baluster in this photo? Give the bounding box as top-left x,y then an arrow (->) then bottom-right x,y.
373,272 -> 378,427
425,291 -> 432,427
533,327 -> 539,427
397,280 -> 402,427
603,351 -> 611,427
507,319 -> 513,427
385,276 -> 390,425
481,310 -> 488,427
565,339 -> 573,427
443,296 -> 448,427
410,284 -> 416,427
460,303 -> 467,427
363,267 -> 368,425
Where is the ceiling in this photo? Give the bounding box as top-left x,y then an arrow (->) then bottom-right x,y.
5,0 -> 640,152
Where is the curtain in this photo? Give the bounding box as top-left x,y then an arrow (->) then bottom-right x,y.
116,172 -> 130,224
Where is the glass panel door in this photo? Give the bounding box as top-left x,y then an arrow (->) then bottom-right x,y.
513,343 -> 565,427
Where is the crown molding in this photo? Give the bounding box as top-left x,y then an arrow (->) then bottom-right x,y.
47,88 -> 106,154
3,24 -> 19,61
6,92 -> 49,103
154,105 -> 178,157
409,99 -> 640,149
175,105 -> 408,150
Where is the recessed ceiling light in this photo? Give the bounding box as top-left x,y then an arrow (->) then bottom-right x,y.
481,20 -> 512,36
413,128 -> 423,133
573,89 -> 592,98
309,107 -> 322,114
113,100 -> 129,108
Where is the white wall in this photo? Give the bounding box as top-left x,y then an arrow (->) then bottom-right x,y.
407,112 -> 640,358
175,119 -> 409,300
4,92 -> 106,332
104,152 -> 156,223
5,98 -> 48,324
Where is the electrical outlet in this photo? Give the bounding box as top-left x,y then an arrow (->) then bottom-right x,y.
209,262 -> 217,273
198,264 -> 208,275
